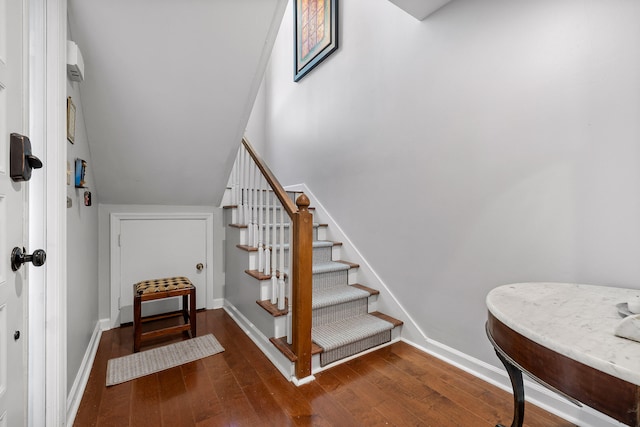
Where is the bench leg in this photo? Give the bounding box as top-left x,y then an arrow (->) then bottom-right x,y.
134,295 -> 142,352
182,294 -> 189,324
190,288 -> 196,338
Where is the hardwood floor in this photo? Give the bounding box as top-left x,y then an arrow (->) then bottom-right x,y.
74,309 -> 575,426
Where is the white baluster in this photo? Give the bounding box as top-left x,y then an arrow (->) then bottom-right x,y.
233,149 -> 239,214
247,158 -> 254,245
270,194 -> 278,304
287,311 -> 293,345
238,148 -> 244,225
271,274 -> 278,305
252,163 -> 259,248
243,148 -> 249,227
258,176 -> 264,273
277,206 -> 286,311
265,187 -> 271,278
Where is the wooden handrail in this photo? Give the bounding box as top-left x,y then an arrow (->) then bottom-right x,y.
241,137 -> 313,380
242,138 -> 297,216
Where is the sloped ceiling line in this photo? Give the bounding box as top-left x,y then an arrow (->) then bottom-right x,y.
388,0 -> 452,20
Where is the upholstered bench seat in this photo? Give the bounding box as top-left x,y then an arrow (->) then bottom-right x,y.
133,276 -> 196,352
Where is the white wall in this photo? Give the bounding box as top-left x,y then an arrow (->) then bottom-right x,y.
66,65 -> 99,393
245,76 -> 268,153
258,0 -> 640,366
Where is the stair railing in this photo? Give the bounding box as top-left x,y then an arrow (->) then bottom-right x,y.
230,137 -> 313,380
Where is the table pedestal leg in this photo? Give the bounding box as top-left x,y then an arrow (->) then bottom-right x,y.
495,350 -> 525,427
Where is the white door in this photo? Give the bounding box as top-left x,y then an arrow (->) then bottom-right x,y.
119,218 -> 207,324
0,0 -> 29,425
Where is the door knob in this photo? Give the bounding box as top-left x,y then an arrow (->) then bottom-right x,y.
11,247 -> 46,271
196,263 -> 204,271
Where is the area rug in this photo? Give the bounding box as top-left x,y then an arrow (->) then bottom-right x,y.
106,334 -> 224,386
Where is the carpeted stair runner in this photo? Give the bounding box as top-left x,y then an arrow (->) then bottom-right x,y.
307,259 -> 395,366
282,256 -> 396,366
313,315 -> 393,366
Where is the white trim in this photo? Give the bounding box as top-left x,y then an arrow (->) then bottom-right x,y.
66,319 -> 108,426
43,0 -> 67,425
222,301 -> 294,380
109,212 -> 215,328
291,375 -> 315,386
27,0 -> 47,425
212,298 -> 225,309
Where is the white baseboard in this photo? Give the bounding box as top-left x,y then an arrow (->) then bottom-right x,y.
66,318 -> 110,425
403,337 -> 627,427
292,375 -> 315,386
223,300 -> 294,380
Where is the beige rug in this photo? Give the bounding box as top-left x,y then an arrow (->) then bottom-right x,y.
106,334 -> 224,386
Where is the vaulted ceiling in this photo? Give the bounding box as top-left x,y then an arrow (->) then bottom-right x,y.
67,0 -> 287,205
67,0 -> 449,206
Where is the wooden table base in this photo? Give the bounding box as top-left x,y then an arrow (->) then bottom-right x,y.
486,314 -> 640,427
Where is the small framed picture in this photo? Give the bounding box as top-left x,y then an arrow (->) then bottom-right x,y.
67,97 -> 76,144
83,191 -> 92,207
75,158 -> 86,188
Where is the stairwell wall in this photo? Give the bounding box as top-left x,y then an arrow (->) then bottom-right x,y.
66,49 -> 99,397
252,0 -> 640,368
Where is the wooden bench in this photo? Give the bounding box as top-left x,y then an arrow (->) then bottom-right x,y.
133,276 -> 196,352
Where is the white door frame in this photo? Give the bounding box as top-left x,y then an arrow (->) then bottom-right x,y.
109,212 -> 215,328
27,0 -> 67,425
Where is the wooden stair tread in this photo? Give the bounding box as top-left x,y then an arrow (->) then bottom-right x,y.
335,260 -> 360,269
370,311 -> 404,327
256,298 -> 288,317
244,269 -> 273,280
270,336 -> 323,362
237,240 -> 339,252
350,283 -> 380,296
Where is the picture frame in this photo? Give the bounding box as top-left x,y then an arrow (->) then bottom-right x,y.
67,96 -> 76,144
293,0 -> 338,82
75,158 -> 87,188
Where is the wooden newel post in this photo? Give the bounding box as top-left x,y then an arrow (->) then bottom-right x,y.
292,193 -> 313,379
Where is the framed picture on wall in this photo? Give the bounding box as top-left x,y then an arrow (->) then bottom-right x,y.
293,0 -> 338,82
75,158 -> 86,188
67,96 -> 76,144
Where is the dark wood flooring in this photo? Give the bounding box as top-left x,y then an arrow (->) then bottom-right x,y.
74,309 -> 575,426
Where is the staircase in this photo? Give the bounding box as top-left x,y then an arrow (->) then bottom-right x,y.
224,189 -> 403,372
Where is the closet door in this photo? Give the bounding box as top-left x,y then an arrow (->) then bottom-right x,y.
118,218 -> 207,323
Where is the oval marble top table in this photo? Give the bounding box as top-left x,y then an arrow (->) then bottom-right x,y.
486,282 -> 640,427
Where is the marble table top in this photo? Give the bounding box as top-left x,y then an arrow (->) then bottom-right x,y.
487,282 -> 640,386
